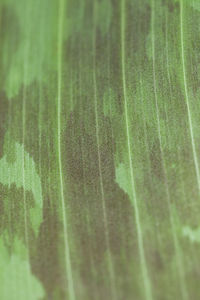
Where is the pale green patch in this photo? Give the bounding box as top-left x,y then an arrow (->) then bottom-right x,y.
173,0 -> 200,11
0,141 -> 42,233
182,226 -> 200,243
0,237 -> 45,300
115,163 -> 132,202
2,0 -> 58,98
184,0 -> 200,11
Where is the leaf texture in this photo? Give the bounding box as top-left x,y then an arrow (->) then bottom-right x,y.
1,0 -> 200,299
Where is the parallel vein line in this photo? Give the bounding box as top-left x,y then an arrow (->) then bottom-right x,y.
57,1 -> 76,299
180,0 -> 200,192
92,2 -> 117,299
151,2 -> 188,299
121,1 -> 153,300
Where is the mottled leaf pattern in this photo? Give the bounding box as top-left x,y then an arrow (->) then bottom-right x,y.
1,0 -> 200,299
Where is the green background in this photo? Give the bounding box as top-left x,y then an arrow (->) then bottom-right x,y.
0,0 -> 200,299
